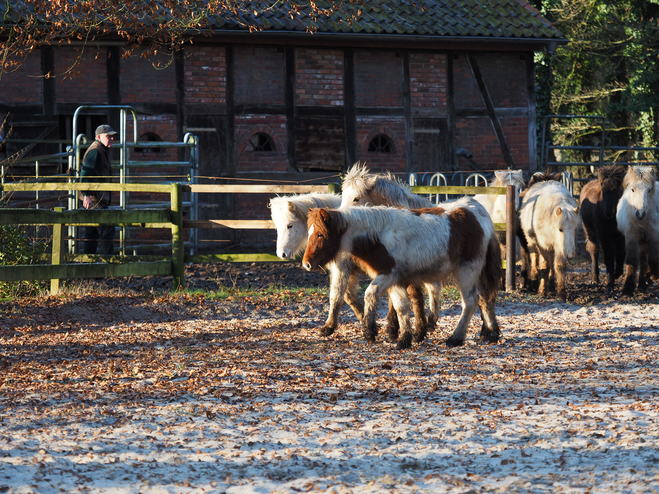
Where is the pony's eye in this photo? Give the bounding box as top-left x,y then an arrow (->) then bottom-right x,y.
632,188 -> 636,193
559,228 -> 564,233
353,197 -> 359,203
287,223 -> 293,229
317,233 -> 324,238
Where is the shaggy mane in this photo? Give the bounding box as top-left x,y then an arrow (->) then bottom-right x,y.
343,162 -> 432,209
270,192 -> 341,221
491,169 -> 526,189
598,164 -> 626,190
623,165 -> 657,190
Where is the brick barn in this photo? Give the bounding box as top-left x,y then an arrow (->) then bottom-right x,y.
1,0 -> 566,251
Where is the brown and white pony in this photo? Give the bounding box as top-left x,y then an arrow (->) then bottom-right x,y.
519,179 -> 580,301
616,165 -> 659,295
579,165 -> 626,291
303,201 -> 502,349
339,163 -> 436,341
269,192 -> 426,339
339,163 -> 502,347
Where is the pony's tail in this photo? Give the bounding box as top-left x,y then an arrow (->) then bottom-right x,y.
480,233 -> 502,301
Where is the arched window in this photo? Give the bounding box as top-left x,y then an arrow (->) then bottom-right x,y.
368,134 -> 394,153
135,132 -> 162,153
248,132 -> 276,152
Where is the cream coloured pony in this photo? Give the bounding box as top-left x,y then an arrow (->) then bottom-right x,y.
616,165 -> 659,295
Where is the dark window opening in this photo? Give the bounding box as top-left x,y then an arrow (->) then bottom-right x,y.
248,132 -> 275,152
368,134 -> 394,153
135,132 -> 162,153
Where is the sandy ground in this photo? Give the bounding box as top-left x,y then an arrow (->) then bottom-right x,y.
1,263 -> 659,493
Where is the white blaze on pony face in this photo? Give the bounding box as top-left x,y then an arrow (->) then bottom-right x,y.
308,224 -> 314,239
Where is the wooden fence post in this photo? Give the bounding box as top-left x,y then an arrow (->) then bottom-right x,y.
171,182 -> 185,291
505,184 -> 517,292
50,207 -> 66,295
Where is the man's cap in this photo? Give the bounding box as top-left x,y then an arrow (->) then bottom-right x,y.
95,124 -> 118,136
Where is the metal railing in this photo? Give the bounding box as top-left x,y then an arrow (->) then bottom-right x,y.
1,105 -> 200,255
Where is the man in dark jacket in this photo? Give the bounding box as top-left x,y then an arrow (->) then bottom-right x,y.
80,124 -> 117,255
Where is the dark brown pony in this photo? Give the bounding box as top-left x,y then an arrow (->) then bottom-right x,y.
579,165 -> 626,291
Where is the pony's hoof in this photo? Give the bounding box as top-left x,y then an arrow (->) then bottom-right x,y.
363,324 -> 379,344
396,334 -> 413,350
412,332 -> 427,344
445,337 -> 464,348
478,330 -> 500,344
319,326 -> 335,337
385,326 -> 399,343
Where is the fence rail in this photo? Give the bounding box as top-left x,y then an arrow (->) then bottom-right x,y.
1,182 -> 516,293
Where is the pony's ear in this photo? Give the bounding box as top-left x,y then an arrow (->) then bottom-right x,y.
555,207 -> 563,217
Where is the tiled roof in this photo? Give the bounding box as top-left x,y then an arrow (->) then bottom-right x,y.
0,0 -> 565,42
207,0 -> 564,40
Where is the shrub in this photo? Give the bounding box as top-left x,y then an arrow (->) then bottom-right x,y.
0,223 -> 48,298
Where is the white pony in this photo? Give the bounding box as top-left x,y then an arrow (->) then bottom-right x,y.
616,166 -> 659,295
518,179 -> 580,301
269,193 -> 365,333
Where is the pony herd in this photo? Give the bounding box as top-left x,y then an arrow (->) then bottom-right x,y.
270,163 -> 659,350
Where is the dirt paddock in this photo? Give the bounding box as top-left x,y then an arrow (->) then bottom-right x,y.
0,260 -> 658,493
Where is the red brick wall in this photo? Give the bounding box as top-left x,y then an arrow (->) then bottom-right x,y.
409,53 -> 448,116
55,48 -> 108,104
356,117 -> 407,172
234,46 -> 285,106
235,115 -> 287,173
185,46 -> 226,105
354,50 -> 403,108
477,54 -> 528,107
456,116 -> 529,169
453,53 -> 530,170
1,51 -> 42,104
453,54 -> 527,109
295,49 -> 344,106
121,52 -> 176,104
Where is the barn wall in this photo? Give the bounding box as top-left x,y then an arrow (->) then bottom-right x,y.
295,49 -> 344,106
0,42 -> 538,251
54,48 -> 108,105
453,53 -> 531,170
121,52 -> 177,105
409,53 -> 448,117
354,50 -> 403,108
2,51 -> 42,105
185,46 -> 227,106
356,117 -> 407,173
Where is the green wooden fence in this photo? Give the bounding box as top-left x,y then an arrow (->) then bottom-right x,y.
0,182 -> 513,293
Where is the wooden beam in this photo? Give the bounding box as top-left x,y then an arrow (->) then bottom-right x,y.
0,209 -> 171,226
466,55 -> 516,169
185,253 -> 285,263
183,220 -> 274,230
185,184 -> 330,194
0,261 -> 171,282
